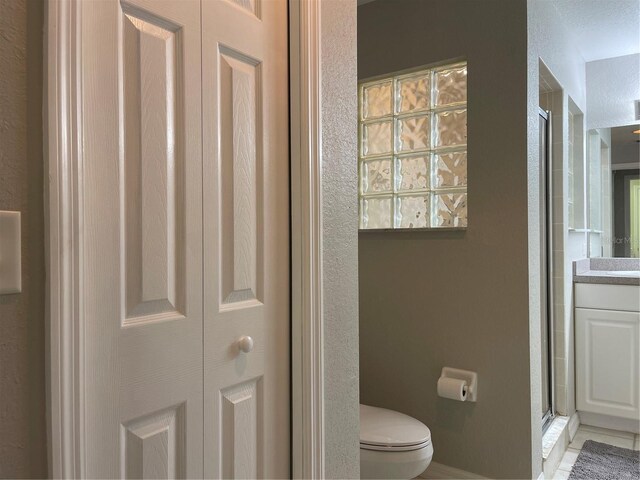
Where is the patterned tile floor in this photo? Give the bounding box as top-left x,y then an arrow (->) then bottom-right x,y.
551,425 -> 640,479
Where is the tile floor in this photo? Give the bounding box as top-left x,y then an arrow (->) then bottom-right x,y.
551,425 -> 640,479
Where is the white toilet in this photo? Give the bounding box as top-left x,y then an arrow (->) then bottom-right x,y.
360,404 -> 433,479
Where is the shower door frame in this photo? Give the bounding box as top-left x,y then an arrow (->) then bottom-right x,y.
539,108 -> 555,433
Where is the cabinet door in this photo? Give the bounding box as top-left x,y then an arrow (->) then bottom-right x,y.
576,308 -> 640,419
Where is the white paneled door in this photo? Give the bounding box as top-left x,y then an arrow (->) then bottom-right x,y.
202,0 -> 289,478
79,0 -> 288,477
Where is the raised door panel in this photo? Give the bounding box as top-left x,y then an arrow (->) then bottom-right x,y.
576,308 -> 640,419
122,405 -> 185,479
120,3 -> 186,324
221,379 -> 263,479
227,0 -> 261,18
218,47 -> 263,308
81,0 -> 202,477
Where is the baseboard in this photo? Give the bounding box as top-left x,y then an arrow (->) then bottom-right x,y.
419,461 -> 486,479
578,411 -> 640,434
568,412 -> 580,441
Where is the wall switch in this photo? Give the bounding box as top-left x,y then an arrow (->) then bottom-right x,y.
0,211 -> 22,294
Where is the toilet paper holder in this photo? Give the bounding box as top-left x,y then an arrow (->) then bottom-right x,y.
440,367 -> 478,402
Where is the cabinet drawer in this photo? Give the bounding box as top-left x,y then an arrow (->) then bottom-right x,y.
575,283 -> 640,311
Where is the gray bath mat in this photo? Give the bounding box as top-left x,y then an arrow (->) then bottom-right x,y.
568,440 -> 639,480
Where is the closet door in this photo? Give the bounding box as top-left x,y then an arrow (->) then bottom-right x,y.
202,0 -> 290,477
80,1 -> 203,477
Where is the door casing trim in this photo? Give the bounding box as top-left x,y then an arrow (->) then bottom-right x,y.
45,0 -> 85,476
45,0 -> 325,477
289,0 -> 325,478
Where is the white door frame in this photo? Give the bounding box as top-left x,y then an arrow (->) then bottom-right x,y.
45,0 -> 325,477
289,0 -> 325,477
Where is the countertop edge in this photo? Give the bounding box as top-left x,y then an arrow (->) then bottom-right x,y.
573,273 -> 640,286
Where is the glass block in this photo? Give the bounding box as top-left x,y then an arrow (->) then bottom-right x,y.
436,192 -> 467,228
397,73 -> 430,114
434,66 -> 467,106
436,151 -> 467,188
434,109 -> 467,148
396,155 -> 429,191
396,115 -> 430,153
396,195 -> 429,229
361,196 -> 393,229
362,82 -> 393,119
361,158 -> 392,194
362,120 -> 392,157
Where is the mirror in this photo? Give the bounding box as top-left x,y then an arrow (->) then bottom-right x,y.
587,123 -> 640,258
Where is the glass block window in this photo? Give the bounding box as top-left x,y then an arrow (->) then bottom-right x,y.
359,62 -> 467,229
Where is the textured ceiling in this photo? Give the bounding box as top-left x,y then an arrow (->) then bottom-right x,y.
552,0 -> 640,62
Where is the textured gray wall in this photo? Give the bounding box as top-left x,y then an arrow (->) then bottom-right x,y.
0,0 -> 47,477
322,0 -> 360,478
358,1 -> 533,478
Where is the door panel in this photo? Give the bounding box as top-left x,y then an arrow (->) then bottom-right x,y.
220,378 -> 262,479
81,0 -> 202,477
122,405 -> 186,479
202,0 -> 290,477
218,46 -> 262,308
120,3 -> 186,324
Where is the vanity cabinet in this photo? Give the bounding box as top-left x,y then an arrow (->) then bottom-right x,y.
575,284 -> 640,421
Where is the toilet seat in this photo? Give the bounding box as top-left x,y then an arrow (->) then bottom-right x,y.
360,439 -> 431,452
359,404 -> 432,452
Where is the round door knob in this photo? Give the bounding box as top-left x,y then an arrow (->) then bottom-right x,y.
237,335 -> 254,353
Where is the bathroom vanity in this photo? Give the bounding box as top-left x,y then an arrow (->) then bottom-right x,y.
573,259 -> 640,433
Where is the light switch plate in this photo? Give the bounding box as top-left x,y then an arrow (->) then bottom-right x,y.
0,211 -> 22,294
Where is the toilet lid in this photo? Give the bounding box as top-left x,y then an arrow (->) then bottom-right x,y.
359,404 -> 431,450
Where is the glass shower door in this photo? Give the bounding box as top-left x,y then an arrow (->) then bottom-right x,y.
539,109 -> 554,432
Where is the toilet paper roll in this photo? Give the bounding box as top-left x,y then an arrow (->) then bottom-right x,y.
437,377 -> 468,401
